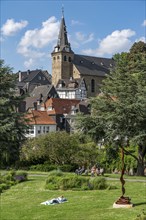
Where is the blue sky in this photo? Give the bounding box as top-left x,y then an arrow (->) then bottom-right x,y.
1,0 -> 145,74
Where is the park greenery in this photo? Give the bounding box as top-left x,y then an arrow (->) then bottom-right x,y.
0,171 -> 146,220
75,41 -> 146,176
0,170 -> 28,193
0,41 -> 146,176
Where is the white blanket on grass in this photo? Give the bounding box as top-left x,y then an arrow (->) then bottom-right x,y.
41,197 -> 68,205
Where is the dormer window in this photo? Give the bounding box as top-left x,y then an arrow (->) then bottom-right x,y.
101,62 -> 103,66
80,60 -> 83,64
47,106 -> 53,111
59,83 -> 62,88
38,76 -> 41,80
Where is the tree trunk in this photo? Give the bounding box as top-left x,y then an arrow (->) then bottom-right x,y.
136,145 -> 145,176
136,160 -> 144,176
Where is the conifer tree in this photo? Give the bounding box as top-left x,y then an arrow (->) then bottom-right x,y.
0,60 -> 26,167
76,42 -> 146,176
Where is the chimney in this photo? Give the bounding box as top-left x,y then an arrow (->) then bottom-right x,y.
33,102 -> 37,110
18,70 -> 22,82
27,69 -> 30,75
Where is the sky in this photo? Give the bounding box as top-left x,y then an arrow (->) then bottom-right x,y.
0,0 -> 146,74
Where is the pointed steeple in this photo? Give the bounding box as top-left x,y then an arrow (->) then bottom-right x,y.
53,9 -> 72,53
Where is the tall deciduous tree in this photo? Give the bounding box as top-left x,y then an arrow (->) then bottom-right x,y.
76,42 -> 146,176
0,60 -> 26,167
21,131 -> 80,165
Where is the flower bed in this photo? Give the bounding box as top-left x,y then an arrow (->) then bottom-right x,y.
0,170 -> 28,193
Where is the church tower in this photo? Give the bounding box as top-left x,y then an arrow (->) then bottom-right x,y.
51,11 -> 74,86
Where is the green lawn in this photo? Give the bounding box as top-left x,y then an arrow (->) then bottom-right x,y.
0,173 -> 146,220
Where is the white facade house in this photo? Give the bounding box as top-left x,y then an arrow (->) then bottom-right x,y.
25,110 -> 56,138
56,78 -> 87,100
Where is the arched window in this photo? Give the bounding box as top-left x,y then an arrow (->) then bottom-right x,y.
57,56 -> 60,59
64,55 -> 67,61
91,79 -> 95,93
68,57 -> 71,62
53,57 -> 56,61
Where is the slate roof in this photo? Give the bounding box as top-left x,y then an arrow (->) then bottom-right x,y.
25,110 -> 56,125
42,98 -> 81,115
30,85 -> 53,98
77,100 -> 90,114
24,97 -> 39,111
52,16 -> 73,53
73,54 -> 114,77
16,69 -> 51,83
56,78 -> 84,90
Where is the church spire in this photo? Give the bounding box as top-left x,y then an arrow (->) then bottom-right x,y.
53,8 -> 72,53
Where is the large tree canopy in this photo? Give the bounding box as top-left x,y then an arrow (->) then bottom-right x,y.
76,41 -> 146,176
0,60 -> 26,167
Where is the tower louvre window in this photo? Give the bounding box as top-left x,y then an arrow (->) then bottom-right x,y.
64,55 -> 67,61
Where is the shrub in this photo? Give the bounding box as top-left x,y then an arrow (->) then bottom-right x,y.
58,164 -> 74,172
47,169 -> 64,177
89,177 -> 108,190
45,172 -> 90,190
30,163 -> 78,172
0,170 -> 28,193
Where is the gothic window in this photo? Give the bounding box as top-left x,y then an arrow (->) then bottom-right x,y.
91,79 -> 95,93
64,55 -> 67,61
68,57 -> 71,62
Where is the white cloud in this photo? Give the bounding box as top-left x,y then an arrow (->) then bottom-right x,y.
75,32 -> 94,44
71,20 -> 83,25
1,19 -> 28,36
136,36 -> 146,43
142,20 -> 146,26
17,16 -> 60,68
82,29 -> 136,57
24,58 -> 35,68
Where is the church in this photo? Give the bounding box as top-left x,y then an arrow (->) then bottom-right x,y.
51,13 -> 114,98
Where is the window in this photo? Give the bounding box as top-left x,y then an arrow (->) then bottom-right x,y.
46,126 -> 49,133
64,55 -> 67,61
38,76 -> 41,80
91,79 -> 95,93
27,126 -> 34,134
68,57 -> 71,62
57,56 -> 60,59
53,57 -> 56,61
38,126 -> 41,134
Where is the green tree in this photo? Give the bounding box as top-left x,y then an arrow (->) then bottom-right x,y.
0,60 -> 26,167
21,131 -> 80,165
76,42 -> 146,176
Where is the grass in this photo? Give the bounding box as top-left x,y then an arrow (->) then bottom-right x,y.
0,172 -> 146,220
